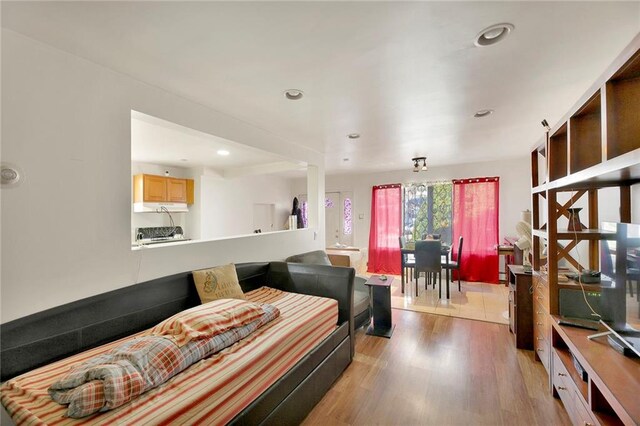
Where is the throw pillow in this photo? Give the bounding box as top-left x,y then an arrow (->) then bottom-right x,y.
193,263 -> 245,304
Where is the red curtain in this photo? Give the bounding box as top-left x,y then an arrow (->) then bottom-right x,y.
452,177 -> 499,284
367,184 -> 402,275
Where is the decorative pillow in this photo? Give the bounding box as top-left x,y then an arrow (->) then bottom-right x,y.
193,263 -> 245,303
147,298 -> 264,346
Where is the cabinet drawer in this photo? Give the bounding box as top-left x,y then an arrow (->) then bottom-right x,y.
553,351 -> 578,423
533,273 -> 549,289
573,392 -> 598,426
552,351 -> 597,426
533,282 -> 549,312
534,303 -> 549,341
535,332 -> 550,372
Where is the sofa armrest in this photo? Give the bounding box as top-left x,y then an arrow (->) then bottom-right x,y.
266,261 -> 355,357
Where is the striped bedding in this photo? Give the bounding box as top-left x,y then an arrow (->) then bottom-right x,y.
1,287 -> 339,425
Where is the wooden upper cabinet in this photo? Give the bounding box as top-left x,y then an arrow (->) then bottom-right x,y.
133,174 -> 194,204
166,178 -> 187,203
143,175 -> 168,202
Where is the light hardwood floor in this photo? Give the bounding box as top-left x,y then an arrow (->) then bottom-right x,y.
302,309 -> 570,426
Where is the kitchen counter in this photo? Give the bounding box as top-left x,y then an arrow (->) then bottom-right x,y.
131,239 -> 193,250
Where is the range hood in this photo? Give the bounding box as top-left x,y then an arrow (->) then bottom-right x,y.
133,202 -> 189,213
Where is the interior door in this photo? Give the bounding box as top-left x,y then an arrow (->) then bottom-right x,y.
325,192 -> 340,247
252,203 -> 274,233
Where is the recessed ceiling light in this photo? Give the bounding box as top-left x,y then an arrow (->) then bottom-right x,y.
474,109 -> 494,118
180,158 -> 188,162
284,89 -> 304,100
347,133 -> 360,139
474,23 -> 514,47
217,149 -> 230,156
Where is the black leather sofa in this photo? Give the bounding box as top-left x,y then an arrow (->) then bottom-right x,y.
285,250 -> 371,330
0,262 -> 355,425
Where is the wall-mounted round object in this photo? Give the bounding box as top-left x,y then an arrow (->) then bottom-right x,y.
1,163 -> 22,186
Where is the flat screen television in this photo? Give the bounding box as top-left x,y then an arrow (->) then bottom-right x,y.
598,222 -> 640,357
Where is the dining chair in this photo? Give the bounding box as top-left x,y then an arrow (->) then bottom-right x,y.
414,240 -> 442,297
442,236 -> 464,291
399,237 -> 415,293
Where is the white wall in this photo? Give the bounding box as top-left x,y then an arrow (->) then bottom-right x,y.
1,30 -> 324,322
296,157 -> 532,249
199,170 -> 296,239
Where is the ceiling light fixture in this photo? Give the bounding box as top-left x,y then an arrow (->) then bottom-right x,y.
412,157 -> 427,173
347,133 -> 360,139
284,89 -> 304,100
474,23 -> 514,47
217,149 -> 230,156
474,109 -> 494,118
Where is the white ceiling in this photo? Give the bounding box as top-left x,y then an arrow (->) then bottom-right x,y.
3,2 -> 639,175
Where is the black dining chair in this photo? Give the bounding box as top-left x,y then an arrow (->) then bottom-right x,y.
414,240 -> 443,297
399,237 -> 415,293
442,236 -> 464,291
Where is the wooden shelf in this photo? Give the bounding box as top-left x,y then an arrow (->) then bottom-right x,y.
532,228 -> 616,240
531,35 -> 639,426
606,49 -> 640,160
531,183 -> 547,194
549,123 -> 568,181
544,148 -> 640,190
551,318 -> 640,425
569,91 -> 602,174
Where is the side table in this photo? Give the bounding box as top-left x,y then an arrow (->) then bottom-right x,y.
365,275 -> 394,338
507,264 -> 533,350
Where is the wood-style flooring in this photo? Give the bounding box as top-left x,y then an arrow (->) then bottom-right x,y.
302,309 -> 570,426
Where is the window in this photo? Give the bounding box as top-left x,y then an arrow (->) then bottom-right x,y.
343,197 -> 352,235
403,182 -> 453,244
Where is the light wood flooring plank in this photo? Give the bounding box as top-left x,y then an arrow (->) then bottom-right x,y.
302,309 -> 570,426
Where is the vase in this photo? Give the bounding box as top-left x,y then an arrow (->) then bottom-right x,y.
567,208 -> 583,231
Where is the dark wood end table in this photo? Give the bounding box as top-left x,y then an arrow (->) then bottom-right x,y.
365,275 -> 395,338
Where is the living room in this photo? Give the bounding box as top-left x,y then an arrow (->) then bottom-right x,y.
2,2 -> 639,425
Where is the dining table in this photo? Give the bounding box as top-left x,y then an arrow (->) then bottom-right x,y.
401,241 -> 452,299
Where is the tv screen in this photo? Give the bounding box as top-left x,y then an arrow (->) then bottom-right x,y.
600,222 -> 640,356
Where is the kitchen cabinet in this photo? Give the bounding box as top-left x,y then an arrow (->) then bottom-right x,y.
141,175 -> 167,202
133,174 -> 194,204
166,178 -> 187,203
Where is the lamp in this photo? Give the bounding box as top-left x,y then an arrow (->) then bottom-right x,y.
412,157 -> 427,172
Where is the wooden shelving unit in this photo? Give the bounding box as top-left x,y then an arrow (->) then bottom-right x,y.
530,34 -> 640,426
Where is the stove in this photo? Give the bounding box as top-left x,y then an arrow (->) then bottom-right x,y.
135,226 -> 190,245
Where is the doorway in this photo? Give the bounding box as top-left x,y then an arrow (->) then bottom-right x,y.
324,192 -> 354,248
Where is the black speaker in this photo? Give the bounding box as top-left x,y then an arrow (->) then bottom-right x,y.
559,289 -> 603,320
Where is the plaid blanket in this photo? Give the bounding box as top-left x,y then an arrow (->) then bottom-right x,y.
49,303 -> 280,418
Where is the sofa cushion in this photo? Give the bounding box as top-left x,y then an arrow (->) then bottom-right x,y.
192,264 -> 245,303
285,250 -> 332,266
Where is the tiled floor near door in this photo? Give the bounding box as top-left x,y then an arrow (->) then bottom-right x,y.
387,275 -> 509,325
